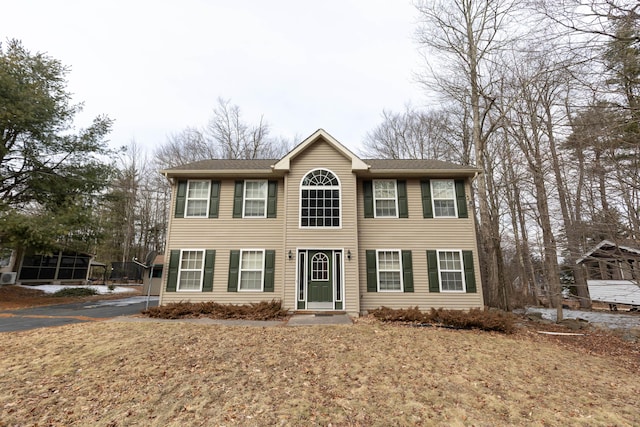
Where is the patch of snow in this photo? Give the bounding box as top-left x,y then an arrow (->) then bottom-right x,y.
19,284 -> 137,295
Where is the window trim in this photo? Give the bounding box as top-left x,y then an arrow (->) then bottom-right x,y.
437,249 -> 466,293
177,249 -> 205,292
376,249 -> 404,292
185,180 -> 210,218
238,249 -> 266,292
431,179 -> 458,218
373,179 -> 399,218
299,168 -> 342,229
243,179 -> 268,218
311,252 -> 330,281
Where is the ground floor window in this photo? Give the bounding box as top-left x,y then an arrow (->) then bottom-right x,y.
377,250 -> 403,291
366,249 -> 414,293
178,250 -> 204,291
239,250 -> 265,291
438,250 -> 464,292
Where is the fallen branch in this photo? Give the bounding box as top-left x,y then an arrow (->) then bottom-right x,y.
537,331 -> 585,336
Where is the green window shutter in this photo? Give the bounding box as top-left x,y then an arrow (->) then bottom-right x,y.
166,250 -> 180,292
232,181 -> 244,218
202,250 -> 216,292
209,181 -> 220,218
421,180 -> 433,219
227,250 -> 240,292
264,250 -> 275,292
366,250 -> 377,292
402,250 -> 413,292
397,180 -> 408,218
267,181 -> 277,218
363,181 -> 374,218
174,181 -> 187,218
455,179 -> 468,218
427,250 -> 440,293
463,250 -> 477,293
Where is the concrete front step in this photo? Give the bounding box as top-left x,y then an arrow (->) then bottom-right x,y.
286,313 -> 353,326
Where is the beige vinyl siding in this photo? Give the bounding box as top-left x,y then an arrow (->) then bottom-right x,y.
358,178 -> 484,312
283,139 -> 360,315
160,179 -> 286,306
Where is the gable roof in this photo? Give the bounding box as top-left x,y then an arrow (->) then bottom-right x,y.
160,128 -> 481,178
576,239 -> 640,264
273,129 -> 369,171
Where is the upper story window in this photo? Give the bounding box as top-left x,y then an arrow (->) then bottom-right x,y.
243,180 -> 268,217
175,180 -> 220,219
373,180 -> 398,217
233,180 -> 277,218
300,169 -> 341,228
363,180 -> 407,219
186,180 -> 210,217
431,179 -> 457,217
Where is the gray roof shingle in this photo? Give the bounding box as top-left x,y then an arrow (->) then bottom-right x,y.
363,159 -> 474,170
163,159 -> 277,171
163,157 -> 476,172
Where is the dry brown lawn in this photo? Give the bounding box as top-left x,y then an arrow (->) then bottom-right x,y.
0,318 -> 638,427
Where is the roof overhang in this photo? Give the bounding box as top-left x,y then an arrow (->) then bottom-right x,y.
160,168 -> 285,179
356,168 -> 481,178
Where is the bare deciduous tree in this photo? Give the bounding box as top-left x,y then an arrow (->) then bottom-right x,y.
414,0 -> 526,309
362,106 -> 461,162
155,97 -> 291,170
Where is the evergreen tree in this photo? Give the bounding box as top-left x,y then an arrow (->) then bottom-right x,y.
0,39 -> 114,253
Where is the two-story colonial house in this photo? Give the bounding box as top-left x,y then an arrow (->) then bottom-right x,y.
159,129 -> 483,316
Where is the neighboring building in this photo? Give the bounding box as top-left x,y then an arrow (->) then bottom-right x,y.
158,129 -> 484,316
0,246 -> 97,286
142,254 -> 164,296
15,249 -> 94,285
577,239 -> 640,307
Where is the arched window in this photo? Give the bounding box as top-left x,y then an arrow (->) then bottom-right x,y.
300,169 -> 341,227
311,252 -> 329,281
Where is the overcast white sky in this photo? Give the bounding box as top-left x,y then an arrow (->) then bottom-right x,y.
3,1 -> 426,155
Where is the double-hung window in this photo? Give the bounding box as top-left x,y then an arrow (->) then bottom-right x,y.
178,250 -> 205,291
431,180 -> 457,217
239,249 -> 265,291
244,180 -> 268,217
373,180 -> 398,217
438,250 -> 465,292
377,250 -> 403,291
366,249 -> 414,293
186,180 -> 210,217
233,180 -> 276,218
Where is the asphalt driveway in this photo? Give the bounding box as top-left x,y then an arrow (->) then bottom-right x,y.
0,296 -> 159,333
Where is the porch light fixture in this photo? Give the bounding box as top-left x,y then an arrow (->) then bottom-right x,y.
347,250 -> 351,260
288,250 -> 292,260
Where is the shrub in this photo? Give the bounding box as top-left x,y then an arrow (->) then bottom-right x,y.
369,306 -> 515,334
52,287 -> 98,297
142,300 -> 289,321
